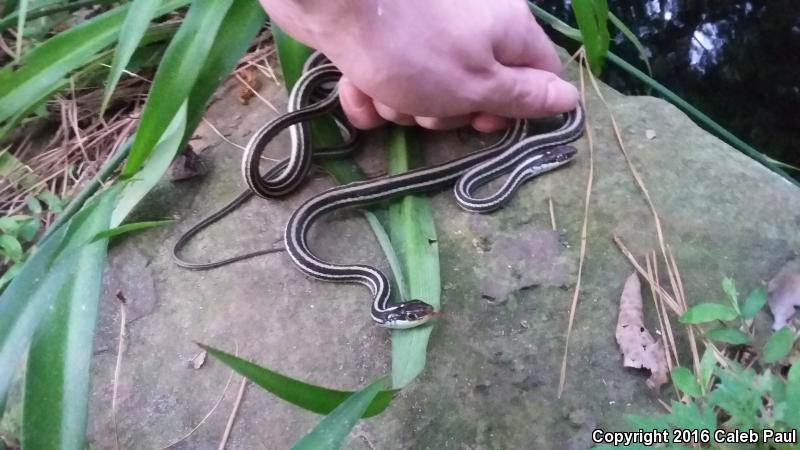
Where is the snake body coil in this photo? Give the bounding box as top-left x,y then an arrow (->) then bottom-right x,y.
239,55 -> 585,329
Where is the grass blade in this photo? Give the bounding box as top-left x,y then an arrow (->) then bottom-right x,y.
364,211 -> 408,300
0,186 -> 118,400
101,0 -> 161,114
111,102 -> 186,226
201,344 -> 395,417
184,0 -> 266,140
91,219 -> 174,242
291,377 -> 388,450
608,11 -> 652,77
121,0 -> 235,177
0,0 -> 189,125
22,226 -> 110,449
13,0 -> 26,60
571,0 -> 610,73
386,127 -> 440,388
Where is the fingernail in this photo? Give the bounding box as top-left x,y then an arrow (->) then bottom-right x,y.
545,78 -> 579,112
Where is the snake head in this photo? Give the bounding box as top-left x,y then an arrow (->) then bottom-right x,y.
381,300 -> 437,329
542,145 -> 578,164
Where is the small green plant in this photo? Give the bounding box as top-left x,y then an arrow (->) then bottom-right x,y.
599,279 -> 798,450
0,190 -> 64,289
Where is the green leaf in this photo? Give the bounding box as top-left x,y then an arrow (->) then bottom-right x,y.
17,217 -> 39,242
291,377 -> 388,450
0,186 -> 118,400
90,219 -> 174,242
364,211 -> 408,300
37,190 -> 63,213
668,400 -> 717,430
386,127 -> 440,389
679,303 -> 739,324
607,11 -> 652,77
122,0 -> 235,177
101,0 -> 161,113
25,195 -> 41,214
111,102 -> 186,226
13,0 -> 27,60
698,346 -> 716,394
721,277 -> 740,314
0,215 -> 25,234
762,327 -> 795,364
0,0 -> 189,127
741,287 -> 767,320
184,0 -> 266,139
671,367 -> 702,397
201,344 -> 395,417
571,0 -> 610,73
0,234 -> 23,261
22,221 -> 110,449
706,327 -> 750,345
0,260 -> 24,290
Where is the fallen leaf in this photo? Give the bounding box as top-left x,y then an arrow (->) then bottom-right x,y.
169,146 -> 206,181
768,272 -> 800,330
189,350 -> 207,370
238,68 -> 261,105
615,272 -> 669,391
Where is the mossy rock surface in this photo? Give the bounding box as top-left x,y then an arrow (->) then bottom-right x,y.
83,60 -> 800,449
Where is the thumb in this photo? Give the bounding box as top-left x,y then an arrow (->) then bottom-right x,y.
479,66 -> 579,119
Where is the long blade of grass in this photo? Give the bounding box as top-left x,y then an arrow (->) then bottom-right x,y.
13,0 -> 26,60
0,0 -> 119,32
91,219 -> 174,242
184,0 -> 266,141
121,0 -> 235,177
100,0 -> 161,114
386,127 -> 440,388
0,0 -> 189,125
0,185 -> 118,399
291,377 -> 388,450
527,2 -> 798,186
571,0 -> 609,73
111,102 -> 186,226
200,344 -> 395,417
608,11 -> 652,77
364,211 -> 408,300
22,224 -> 111,449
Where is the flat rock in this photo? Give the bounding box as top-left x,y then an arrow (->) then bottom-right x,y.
85,57 -> 800,450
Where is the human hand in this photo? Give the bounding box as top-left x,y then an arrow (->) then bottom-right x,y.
260,0 -> 579,133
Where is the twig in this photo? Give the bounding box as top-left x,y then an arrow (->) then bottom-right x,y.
158,343 -> 240,449
548,197 -> 556,231
112,291 -> 129,450
558,50 -> 594,398
217,377 -> 248,450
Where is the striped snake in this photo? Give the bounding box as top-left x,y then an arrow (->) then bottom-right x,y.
174,53 -> 585,329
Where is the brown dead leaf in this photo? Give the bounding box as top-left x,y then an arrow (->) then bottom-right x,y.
615,272 -> 669,391
189,350 -> 207,370
238,68 -> 261,104
768,272 -> 800,330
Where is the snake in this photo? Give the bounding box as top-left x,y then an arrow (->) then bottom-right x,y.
174,52 -> 585,329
